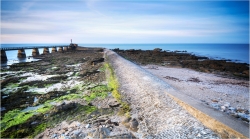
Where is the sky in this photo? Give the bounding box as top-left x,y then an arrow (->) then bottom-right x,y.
1,0 -> 249,44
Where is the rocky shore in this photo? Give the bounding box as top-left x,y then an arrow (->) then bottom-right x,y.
113,48 -> 249,79
1,47 -> 248,138
112,48 -> 249,124
0,47 -> 136,138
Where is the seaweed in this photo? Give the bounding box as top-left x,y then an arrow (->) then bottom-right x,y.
104,62 -> 131,117
0,109 -> 34,133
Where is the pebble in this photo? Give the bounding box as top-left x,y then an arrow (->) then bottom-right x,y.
197,133 -> 202,137
210,103 -> 220,110
72,130 -> 81,136
65,131 -> 69,136
201,130 -> 207,135
224,102 -> 230,107
130,118 -> 139,131
68,128 -> 73,132
52,133 -> 58,138
79,133 -> 86,138
75,122 -> 81,127
85,124 -> 91,129
220,106 -> 226,112
228,107 -> 235,111
237,112 -> 250,122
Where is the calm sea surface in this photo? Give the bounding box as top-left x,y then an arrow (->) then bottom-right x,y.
1,43 -> 249,67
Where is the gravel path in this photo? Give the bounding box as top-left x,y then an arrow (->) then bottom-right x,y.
105,49 -> 220,139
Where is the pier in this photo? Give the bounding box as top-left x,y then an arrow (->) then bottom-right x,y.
1,43 -> 78,62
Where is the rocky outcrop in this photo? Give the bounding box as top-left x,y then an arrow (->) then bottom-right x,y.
35,116 -> 137,139
113,49 -> 249,79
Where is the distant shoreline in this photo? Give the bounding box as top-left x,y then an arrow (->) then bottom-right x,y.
1,43 -> 249,65
113,48 -> 249,79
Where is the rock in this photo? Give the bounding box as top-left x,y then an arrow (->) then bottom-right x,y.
61,101 -> 66,105
92,128 -> 101,138
210,103 -> 220,110
108,98 -> 120,108
237,108 -> 245,113
122,117 -> 131,124
105,119 -> 112,124
238,113 -> 248,118
79,133 -> 87,138
90,58 -> 105,66
85,124 -> 91,129
228,107 -> 236,111
224,102 -> 230,107
65,131 -> 69,136
230,113 -> 239,118
245,110 -> 249,114
130,118 -> 139,132
153,48 -> 162,52
100,127 -> 111,136
197,133 -> 202,137
121,117 -> 131,128
211,99 -> 218,103
201,130 -> 207,135
61,102 -> 76,110
72,130 -> 81,137
237,112 -> 250,122
110,133 -> 137,139
59,134 -> 65,139
70,121 -> 81,127
220,106 -> 226,112
68,128 -> 73,132
31,121 -> 38,125
52,133 -> 58,138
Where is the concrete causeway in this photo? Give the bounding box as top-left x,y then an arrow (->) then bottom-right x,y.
105,49 -> 249,138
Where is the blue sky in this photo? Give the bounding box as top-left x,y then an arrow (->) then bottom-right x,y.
1,0 -> 249,44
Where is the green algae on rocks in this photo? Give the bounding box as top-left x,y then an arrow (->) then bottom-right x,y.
104,62 -> 131,117
0,47 -> 120,138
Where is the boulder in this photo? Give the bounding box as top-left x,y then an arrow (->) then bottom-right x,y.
108,98 -> 121,108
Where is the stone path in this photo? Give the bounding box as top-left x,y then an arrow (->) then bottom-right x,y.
105,49 -> 220,139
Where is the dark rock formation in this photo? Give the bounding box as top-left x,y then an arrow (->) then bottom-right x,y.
113,49 -> 249,79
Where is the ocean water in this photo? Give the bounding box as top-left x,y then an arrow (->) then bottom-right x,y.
81,43 -> 249,64
1,44 -> 249,67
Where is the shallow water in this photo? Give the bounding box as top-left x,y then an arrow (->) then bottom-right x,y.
21,105 -> 44,113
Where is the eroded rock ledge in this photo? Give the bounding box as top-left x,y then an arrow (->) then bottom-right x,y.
113,48 -> 249,79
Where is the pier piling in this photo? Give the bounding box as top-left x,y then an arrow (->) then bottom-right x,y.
17,49 -> 26,58
58,47 -> 64,52
63,47 -> 68,51
43,48 -> 50,54
51,47 -> 57,53
32,48 -> 39,56
1,50 -> 8,61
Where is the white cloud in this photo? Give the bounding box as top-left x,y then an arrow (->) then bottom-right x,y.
1,22 -> 53,31
1,1 -> 248,43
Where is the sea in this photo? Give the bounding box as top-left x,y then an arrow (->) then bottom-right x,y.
1,43 -> 249,67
